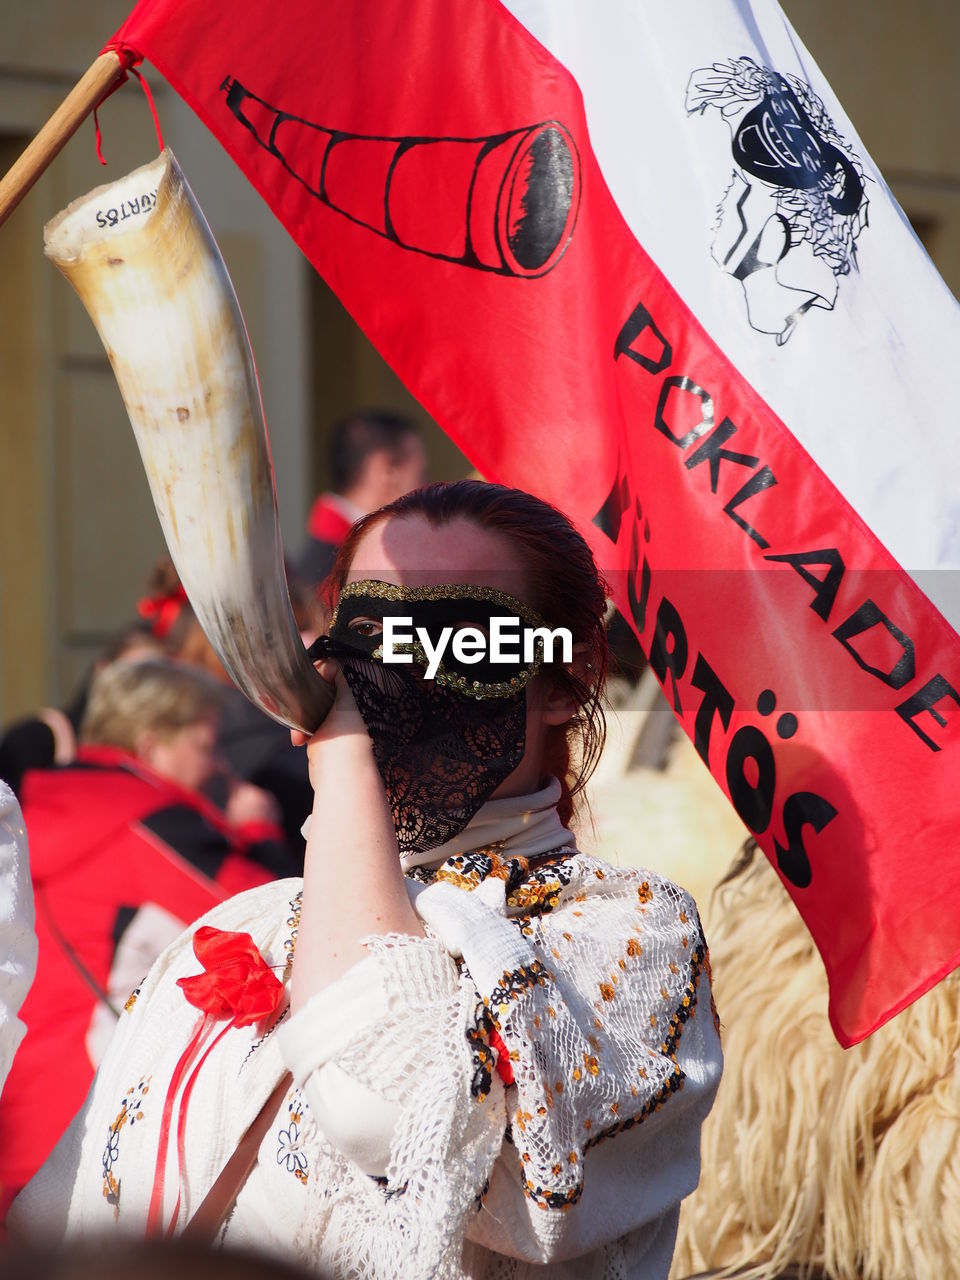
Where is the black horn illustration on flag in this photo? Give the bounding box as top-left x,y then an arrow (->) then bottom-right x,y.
221,78 -> 581,278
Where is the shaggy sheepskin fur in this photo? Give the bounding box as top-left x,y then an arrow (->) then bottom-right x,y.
671,844 -> 960,1280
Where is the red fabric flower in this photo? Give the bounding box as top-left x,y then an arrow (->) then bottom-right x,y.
149,927 -> 285,1237
176,925 -> 284,1027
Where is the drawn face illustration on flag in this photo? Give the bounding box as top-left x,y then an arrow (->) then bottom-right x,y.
686,56 -> 869,344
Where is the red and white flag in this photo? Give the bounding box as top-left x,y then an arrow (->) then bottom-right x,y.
106,0 -> 960,1045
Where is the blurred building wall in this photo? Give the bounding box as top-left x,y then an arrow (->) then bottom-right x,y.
0,2 -> 957,720
0,3 -> 312,716
784,0 -> 960,298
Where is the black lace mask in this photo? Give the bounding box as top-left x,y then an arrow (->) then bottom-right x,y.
310,580 -> 552,855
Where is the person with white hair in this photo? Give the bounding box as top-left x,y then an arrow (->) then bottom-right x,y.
0,659 -> 295,1214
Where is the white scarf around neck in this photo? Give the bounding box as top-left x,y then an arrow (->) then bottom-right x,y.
399,776 -> 571,872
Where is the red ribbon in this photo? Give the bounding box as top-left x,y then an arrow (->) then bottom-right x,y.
488,1026 -> 515,1087
137,583 -> 188,640
147,928 -> 285,1237
93,43 -> 165,166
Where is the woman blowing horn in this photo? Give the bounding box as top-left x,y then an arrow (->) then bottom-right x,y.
10,481 -> 722,1279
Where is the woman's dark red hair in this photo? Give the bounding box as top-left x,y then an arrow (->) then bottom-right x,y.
328,480 -> 608,824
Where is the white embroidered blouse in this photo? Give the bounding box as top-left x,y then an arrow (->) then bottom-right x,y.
12,780 -> 722,1279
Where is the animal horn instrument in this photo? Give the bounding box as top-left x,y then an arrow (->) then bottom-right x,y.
43,148 -> 333,733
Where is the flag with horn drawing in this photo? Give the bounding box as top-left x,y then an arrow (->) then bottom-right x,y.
106,0 -> 960,1046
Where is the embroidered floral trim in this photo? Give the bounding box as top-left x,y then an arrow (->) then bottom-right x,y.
240,1005 -> 289,1071
276,1087 -> 310,1185
520,1050 -> 687,1210
582,1060 -> 686,1157
465,989 -> 519,1100
486,960 -> 553,1014
410,844 -> 577,920
704,945 -> 722,1034
101,1075 -> 150,1217
435,846 -> 509,891
282,890 -> 302,980
465,996 -> 496,1102
522,1174 -> 584,1211
657,938 -> 707,1058
506,857 -> 577,913
371,1175 -> 409,1199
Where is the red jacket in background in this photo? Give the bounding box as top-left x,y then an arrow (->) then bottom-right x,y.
297,491 -> 356,591
0,746 -> 286,1207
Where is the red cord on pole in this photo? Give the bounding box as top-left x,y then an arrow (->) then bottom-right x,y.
93,43 -> 164,166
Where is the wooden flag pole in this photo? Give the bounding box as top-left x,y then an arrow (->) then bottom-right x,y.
0,51 -> 125,230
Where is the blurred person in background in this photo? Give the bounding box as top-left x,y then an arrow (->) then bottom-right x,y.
0,624 -> 162,799
0,783 -> 36,1101
297,408 -> 427,590
147,557 -> 322,858
0,658 -> 297,1215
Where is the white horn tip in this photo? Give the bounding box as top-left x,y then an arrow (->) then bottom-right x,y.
44,148 -> 177,262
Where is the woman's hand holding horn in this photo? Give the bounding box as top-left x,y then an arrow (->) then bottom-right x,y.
289,660 -> 423,1013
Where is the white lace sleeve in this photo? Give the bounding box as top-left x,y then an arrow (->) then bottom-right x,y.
0,782 -> 37,1096
416,859 -> 723,1266
276,929 -> 505,1280
468,963 -> 721,1265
